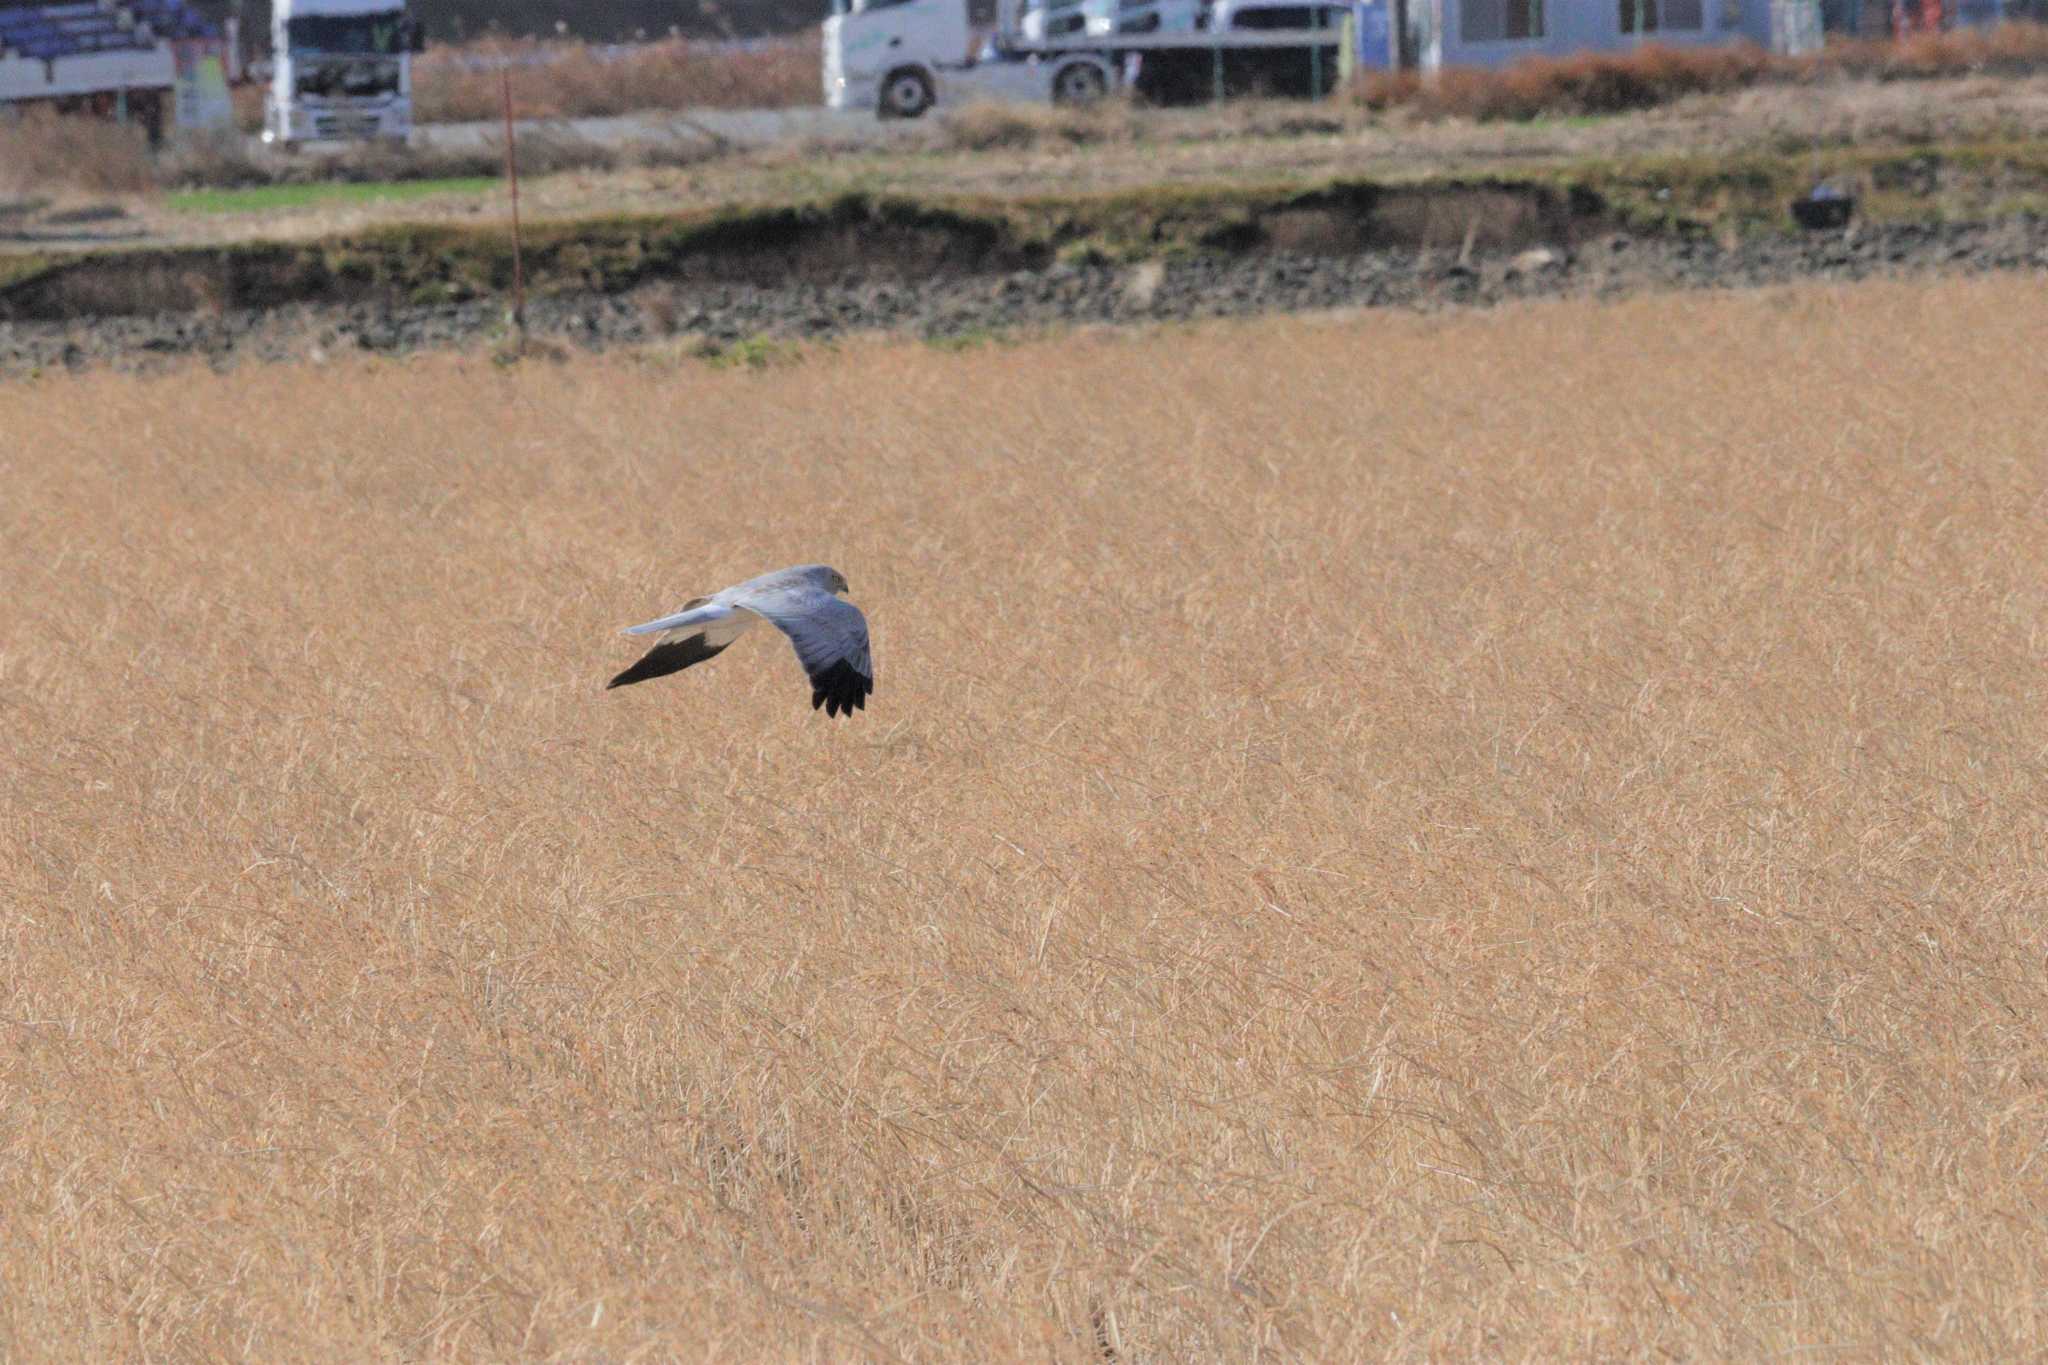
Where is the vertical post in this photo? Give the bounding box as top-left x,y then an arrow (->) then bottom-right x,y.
1311,9 -> 1324,99
500,68 -> 525,338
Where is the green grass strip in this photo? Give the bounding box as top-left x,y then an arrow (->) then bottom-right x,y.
169,177 -> 497,215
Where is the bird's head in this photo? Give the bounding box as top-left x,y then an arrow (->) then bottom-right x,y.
819,566 -> 850,595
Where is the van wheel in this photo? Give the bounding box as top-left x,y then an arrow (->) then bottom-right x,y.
1052,61 -> 1109,106
879,68 -> 934,119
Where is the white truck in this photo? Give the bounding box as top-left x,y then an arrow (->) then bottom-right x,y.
263,0 -> 422,147
824,0 -> 1371,119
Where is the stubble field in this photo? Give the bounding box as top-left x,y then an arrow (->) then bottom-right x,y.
1,279 -> 2045,1359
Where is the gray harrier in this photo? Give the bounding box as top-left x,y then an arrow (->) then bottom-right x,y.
608,564 -> 874,717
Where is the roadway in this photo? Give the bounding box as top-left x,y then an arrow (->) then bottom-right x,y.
408,106 -> 911,154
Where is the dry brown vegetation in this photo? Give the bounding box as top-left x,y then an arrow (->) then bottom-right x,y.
3,121 -> 725,202
2,278 -> 2046,1357
413,34 -> 819,124
1360,23 -> 2048,119
937,94 -> 1363,151
1360,40 -> 1772,119
220,35 -> 819,133
0,107 -> 159,197
884,73 -> 2048,221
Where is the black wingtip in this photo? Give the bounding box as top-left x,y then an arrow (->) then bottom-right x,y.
808,659 -> 873,720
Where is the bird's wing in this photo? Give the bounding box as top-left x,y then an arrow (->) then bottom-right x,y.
621,596 -> 720,637
736,586 -> 874,718
607,598 -> 759,690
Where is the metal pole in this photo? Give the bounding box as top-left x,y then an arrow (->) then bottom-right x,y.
500,68 -> 525,337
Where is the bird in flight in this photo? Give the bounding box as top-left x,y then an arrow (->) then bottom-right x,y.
607,564 -> 874,717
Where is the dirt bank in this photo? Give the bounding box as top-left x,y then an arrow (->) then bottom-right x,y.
3,213 -> 2043,375
0,183 -> 1602,323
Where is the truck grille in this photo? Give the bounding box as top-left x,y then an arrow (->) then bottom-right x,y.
311,111 -> 386,139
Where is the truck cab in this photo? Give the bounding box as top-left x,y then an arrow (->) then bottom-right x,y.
822,0 -> 970,119
822,0 -> 1366,118
264,0 -> 422,147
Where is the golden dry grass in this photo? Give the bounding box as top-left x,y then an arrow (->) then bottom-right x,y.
0,107 -> 159,197
1359,23 -> 2048,120
413,35 -> 819,123
2,278 -> 2046,1358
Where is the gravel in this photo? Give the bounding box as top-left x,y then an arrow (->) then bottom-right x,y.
4,217 -> 2046,375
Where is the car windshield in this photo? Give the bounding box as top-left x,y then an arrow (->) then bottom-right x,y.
286,13 -> 407,55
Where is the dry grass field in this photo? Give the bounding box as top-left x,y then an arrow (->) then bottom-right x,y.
1,278 -> 2045,1359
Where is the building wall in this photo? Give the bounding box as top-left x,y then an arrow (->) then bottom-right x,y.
0,46 -> 176,103
1418,0 -> 1824,70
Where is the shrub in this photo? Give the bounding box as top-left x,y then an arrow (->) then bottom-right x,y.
938,100 -> 1139,151
0,107 -> 157,195
414,34 -> 819,123
1354,21 -> 2048,122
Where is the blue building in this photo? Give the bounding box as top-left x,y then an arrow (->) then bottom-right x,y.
0,0 -> 231,137
1359,0 -> 2033,73
1394,0 -> 1826,70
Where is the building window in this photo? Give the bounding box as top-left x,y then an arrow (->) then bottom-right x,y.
1461,0 -> 1544,40
1619,0 -> 1704,29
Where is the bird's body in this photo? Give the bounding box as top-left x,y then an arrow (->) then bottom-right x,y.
608,564 -> 874,717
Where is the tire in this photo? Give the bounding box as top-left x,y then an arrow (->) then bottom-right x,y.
1051,61 -> 1109,107
878,68 -> 934,120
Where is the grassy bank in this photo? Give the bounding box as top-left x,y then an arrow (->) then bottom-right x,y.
6,141 -> 2047,323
